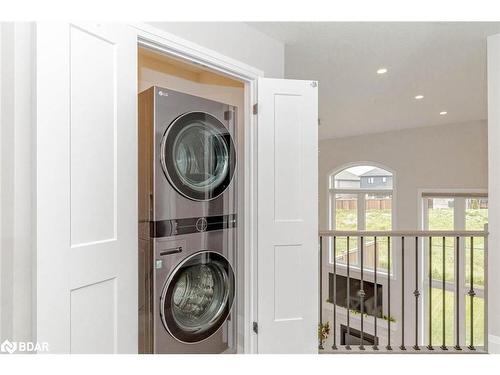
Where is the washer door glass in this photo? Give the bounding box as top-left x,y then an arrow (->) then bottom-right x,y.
161,112 -> 236,201
161,251 -> 235,344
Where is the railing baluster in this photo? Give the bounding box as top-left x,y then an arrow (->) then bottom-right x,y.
468,236 -> 475,351
332,236 -> 337,350
319,236 -> 323,350
373,236 -> 379,351
400,236 -> 406,350
413,236 -> 420,350
455,236 -> 461,350
346,236 -> 351,350
386,236 -> 392,350
484,225 -> 489,353
441,237 -> 447,350
428,236 -> 433,350
317,228 -> 487,354
359,236 -> 365,350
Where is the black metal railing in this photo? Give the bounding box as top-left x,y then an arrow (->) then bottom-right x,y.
318,228 -> 488,353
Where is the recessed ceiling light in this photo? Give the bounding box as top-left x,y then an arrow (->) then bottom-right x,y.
377,68 -> 388,74
414,95 -> 424,100
440,111 -> 448,115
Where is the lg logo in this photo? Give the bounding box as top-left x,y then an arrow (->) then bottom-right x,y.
196,217 -> 208,232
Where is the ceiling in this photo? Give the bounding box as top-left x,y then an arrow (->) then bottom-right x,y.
247,22 -> 500,139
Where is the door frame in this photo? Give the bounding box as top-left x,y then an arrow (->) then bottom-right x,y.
131,22 -> 263,354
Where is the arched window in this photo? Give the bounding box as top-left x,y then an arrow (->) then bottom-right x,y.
328,165 -> 394,272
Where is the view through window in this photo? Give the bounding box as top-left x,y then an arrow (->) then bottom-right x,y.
423,194 -> 487,347
329,165 -> 393,272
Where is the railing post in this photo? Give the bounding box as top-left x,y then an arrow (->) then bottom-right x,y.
441,237 -> 447,350
427,236 -> 434,350
413,236 -> 420,350
359,236 -> 365,350
332,236 -> 337,350
319,236 -> 323,350
468,236 -> 476,351
386,236 -> 392,351
400,236 -> 406,350
346,236 -> 351,350
484,224 -> 488,353
373,237 -> 378,350
317,228 -> 487,353
455,236 -> 461,350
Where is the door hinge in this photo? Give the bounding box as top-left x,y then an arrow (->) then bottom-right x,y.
252,321 -> 258,334
253,103 -> 258,115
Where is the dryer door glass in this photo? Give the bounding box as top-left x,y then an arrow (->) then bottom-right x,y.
161,251 -> 235,343
161,112 -> 236,201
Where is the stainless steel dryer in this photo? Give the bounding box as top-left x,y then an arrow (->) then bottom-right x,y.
138,86 -> 238,354
139,86 -> 237,224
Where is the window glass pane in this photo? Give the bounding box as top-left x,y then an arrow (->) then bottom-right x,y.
334,193 -> 358,265
333,166 -> 392,190
365,193 -> 392,272
430,288 -> 455,347
465,198 -> 487,288
465,295 -> 484,347
427,198 -> 455,283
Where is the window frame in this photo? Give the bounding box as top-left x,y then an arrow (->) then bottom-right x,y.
419,189 -> 488,346
328,164 -> 396,277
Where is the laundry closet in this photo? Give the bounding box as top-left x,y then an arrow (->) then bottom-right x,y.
137,46 -> 246,354
29,23 -> 318,354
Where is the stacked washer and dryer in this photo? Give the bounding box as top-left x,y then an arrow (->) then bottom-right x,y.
139,87 -> 238,354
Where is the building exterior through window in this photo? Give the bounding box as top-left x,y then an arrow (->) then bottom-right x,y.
329,165 -> 394,272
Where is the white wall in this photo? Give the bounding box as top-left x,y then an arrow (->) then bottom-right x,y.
148,22 -> 284,78
0,22 -> 34,343
487,33 -> 500,353
319,120 -> 488,346
319,121 -> 488,231
0,21 -> 3,341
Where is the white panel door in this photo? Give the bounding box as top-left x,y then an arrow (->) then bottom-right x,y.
35,23 -> 137,353
257,78 -> 318,353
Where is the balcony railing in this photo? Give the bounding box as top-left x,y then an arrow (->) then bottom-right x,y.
318,228 -> 488,353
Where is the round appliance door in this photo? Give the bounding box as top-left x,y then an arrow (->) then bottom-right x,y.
160,251 -> 236,344
161,111 -> 236,201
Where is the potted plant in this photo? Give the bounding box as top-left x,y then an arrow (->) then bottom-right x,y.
318,321 -> 330,348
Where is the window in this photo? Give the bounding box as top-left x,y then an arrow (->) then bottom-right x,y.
422,194 -> 487,347
329,165 -> 393,272
382,177 -> 387,183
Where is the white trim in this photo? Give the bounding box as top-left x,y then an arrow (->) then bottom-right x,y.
0,22 -> 3,341
131,23 -> 264,80
488,334 -> 500,354
131,22 -> 262,354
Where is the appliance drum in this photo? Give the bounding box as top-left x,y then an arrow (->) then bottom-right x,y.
160,251 -> 235,344
160,111 -> 236,201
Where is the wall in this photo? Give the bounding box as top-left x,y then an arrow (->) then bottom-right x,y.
487,33 -> 500,353
0,22 -> 34,343
319,120 -> 488,346
148,22 -> 284,78
319,121 -> 488,232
